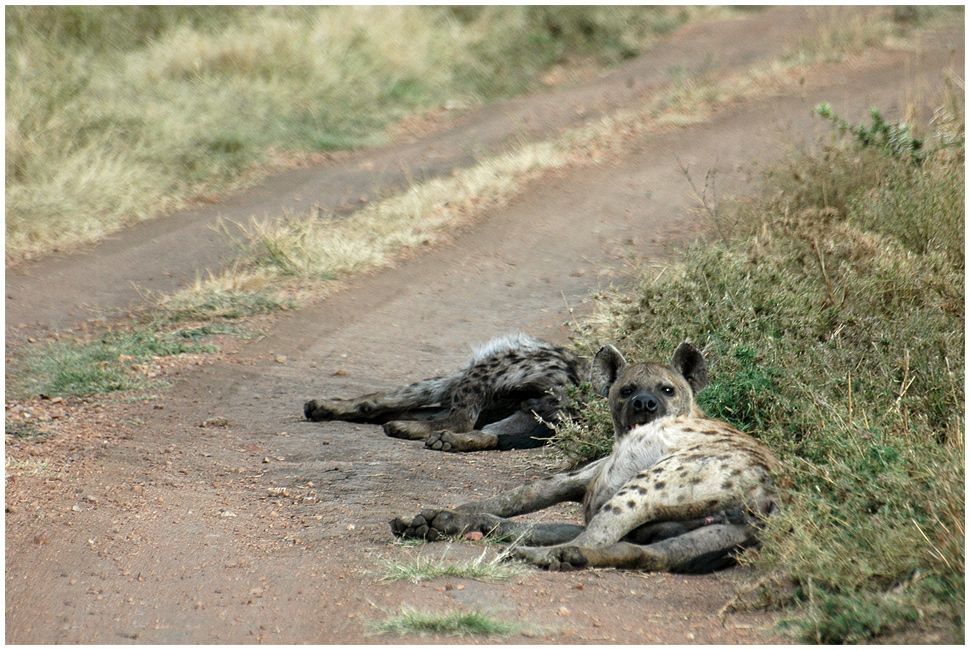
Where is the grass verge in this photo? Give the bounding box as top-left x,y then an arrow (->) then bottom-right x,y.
6,5 -> 720,263
155,142 -> 566,321
372,606 -> 526,637
555,93 -> 964,643
11,6 -> 942,265
5,324 -> 239,399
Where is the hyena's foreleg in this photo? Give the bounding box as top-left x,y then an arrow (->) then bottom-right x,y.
390,509 -> 586,546
304,373 -> 461,424
390,462 -> 600,543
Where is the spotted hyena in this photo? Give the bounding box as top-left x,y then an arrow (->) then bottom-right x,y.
390,342 -> 782,573
304,334 -> 584,452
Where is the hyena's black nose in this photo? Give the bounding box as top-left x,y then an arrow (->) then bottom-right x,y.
633,393 -> 659,413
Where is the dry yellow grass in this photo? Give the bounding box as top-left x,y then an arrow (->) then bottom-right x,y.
6,6 -> 716,263
159,6 -> 948,322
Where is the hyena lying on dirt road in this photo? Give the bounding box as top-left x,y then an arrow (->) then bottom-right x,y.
391,342 -> 783,573
304,334 -> 584,451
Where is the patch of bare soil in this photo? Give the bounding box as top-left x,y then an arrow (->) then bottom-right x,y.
5,8 -> 963,644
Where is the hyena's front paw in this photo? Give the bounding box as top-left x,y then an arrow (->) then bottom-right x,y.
390,509 -> 470,541
425,430 -> 499,452
383,420 -> 433,441
513,545 -> 589,571
304,398 -> 342,421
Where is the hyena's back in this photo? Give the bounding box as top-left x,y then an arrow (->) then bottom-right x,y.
457,333 -> 582,401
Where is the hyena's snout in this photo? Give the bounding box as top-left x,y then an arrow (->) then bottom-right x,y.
632,391 -> 661,415
621,390 -> 666,430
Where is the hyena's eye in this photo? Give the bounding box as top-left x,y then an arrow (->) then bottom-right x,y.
660,385 -> 675,396
619,386 -> 634,398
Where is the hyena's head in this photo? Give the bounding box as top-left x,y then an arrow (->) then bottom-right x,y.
590,342 -> 708,441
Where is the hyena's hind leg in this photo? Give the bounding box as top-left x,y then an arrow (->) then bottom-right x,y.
400,342 -> 581,450
382,362 -> 496,441
515,523 -> 759,572
424,396 -> 562,452
304,372 -> 460,425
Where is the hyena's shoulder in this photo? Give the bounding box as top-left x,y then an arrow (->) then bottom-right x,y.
663,415 -> 782,472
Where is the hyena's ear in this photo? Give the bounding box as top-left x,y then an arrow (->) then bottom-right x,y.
591,344 -> 627,397
671,342 -> 708,395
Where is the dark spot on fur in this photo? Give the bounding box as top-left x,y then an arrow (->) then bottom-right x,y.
653,481 -> 666,490
627,500 -> 637,509
635,486 -> 648,494
721,480 -> 735,491
690,476 -> 703,485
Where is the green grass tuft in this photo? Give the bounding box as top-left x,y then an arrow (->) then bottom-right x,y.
157,284 -> 299,322
373,607 -> 524,637
381,549 -> 524,584
7,326 -> 226,398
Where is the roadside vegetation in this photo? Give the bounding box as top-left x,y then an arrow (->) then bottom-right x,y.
555,88 -> 964,643
5,324 -> 240,400
6,5 -> 717,263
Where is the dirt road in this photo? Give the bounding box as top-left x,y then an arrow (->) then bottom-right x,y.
5,7 -> 963,644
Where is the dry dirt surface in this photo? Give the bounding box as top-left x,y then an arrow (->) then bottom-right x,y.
5,7 -> 964,644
